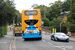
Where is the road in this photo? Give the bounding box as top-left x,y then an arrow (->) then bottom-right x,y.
0,30 -> 75,50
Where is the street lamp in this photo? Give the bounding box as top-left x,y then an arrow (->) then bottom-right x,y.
60,21 -> 65,32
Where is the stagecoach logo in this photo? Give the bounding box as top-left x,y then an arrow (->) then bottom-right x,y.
39,26 -> 41,28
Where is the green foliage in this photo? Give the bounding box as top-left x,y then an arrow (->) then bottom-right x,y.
71,0 -> 75,23
55,25 -> 67,33
49,17 -> 66,32
49,21 -> 55,26
4,25 -> 8,35
61,0 -> 71,12
46,0 -> 62,21
49,26 -> 55,30
0,24 -> 8,37
68,24 -> 75,32
32,4 -> 48,17
31,0 -> 75,33
67,0 -> 75,24
0,0 -> 20,26
0,26 -> 4,37
49,17 -> 62,26
42,17 -> 49,26
31,4 -> 38,8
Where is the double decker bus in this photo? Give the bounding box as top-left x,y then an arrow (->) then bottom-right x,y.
21,9 -> 42,40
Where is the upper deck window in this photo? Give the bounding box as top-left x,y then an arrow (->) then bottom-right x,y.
25,11 -> 37,15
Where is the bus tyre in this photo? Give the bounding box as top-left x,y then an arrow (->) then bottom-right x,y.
24,39 -> 26,41
19,34 -> 21,36
40,38 -> 42,40
24,39 -> 28,41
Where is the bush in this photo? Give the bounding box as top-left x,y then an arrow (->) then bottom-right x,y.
68,24 -> 75,32
49,18 -> 62,27
0,26 -> 4,37
54,25 -> 67,33
49,26 -> 55,30
42,17 -> 49,26
49,21 -> 55,26
4,25 -> 8,35
0,24 -> 8,37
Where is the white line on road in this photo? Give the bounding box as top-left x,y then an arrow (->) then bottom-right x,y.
54,46 -> 66,50
13,37 -> 16,50
42,39 -> 46,42
48,42 -> 53,45
9,36 -> 16,50
9,37 -> 14,50
0,42 -> 7,43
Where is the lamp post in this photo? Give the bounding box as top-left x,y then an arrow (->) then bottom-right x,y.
60,23 -> 61,32
60,21 -> 65,32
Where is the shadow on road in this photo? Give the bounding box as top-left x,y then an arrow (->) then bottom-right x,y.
23,38 -> 42,41
51,40 -> 69,43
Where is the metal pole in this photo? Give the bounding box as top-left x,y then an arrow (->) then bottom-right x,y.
60,24 -> 61,32
13,20 -> 14,28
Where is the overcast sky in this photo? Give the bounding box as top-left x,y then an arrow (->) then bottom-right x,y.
14,0 -> 64,13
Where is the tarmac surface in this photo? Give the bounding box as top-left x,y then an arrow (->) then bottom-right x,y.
0,30 -> 75,50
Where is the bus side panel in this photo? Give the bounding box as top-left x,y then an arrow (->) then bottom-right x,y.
22,10 -> 29,32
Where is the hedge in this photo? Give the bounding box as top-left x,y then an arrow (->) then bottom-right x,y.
68,24 -> 75,33
0,26 -> 4,37
0,25 -> 8,37
49,25 -> 67,34
4,25 -> 8,35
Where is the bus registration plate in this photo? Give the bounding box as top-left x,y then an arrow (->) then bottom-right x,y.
26,30 -> 37,34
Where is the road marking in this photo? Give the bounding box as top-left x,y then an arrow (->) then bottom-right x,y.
0,42 -> 7,43
9,36 -> 16,50
13,37 -> 16,50
56,46 -> 66,50
0,40 -> 9,41
48,42 -> 53,45
53,46 -> 66,50
42,39 -> 46,42
9,37 -> 14,50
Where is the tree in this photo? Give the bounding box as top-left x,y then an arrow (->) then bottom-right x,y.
46,0 -> 62,21
42,17 -> 49,26
61,0 -> 71,12
49,17 -> 62,27
31,4 -> 38,8
32,4 -> 48,17
67,0 -> 75,24
0,0 -> 20,25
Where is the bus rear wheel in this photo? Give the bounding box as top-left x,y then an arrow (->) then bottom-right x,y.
24,38 -> 28,41
39,38 -> 42,40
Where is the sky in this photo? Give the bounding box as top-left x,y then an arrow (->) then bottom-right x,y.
14,0 -> 64,13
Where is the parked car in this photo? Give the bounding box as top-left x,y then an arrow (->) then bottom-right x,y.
51,32 -> 69,42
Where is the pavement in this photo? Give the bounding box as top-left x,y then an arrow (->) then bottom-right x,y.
69,36 -> 75,42
42,31 -> 75,42
0,30 -> 13,50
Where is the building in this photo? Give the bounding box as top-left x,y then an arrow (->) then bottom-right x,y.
59,11 -> 70,21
